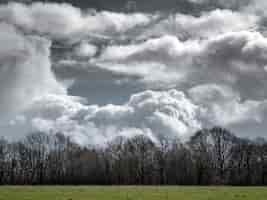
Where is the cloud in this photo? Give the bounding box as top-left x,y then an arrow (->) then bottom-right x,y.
0,22 -> 65,116
188,0 -> 251,10
89,35 -> 198,86
1,1 -> 267,143
73,42 -> 98,58
188,84 -> 267,126
0,2 -> 153,41
23,83 -> 267,145
90,31 -> 267,98
0,2 -> 258,45
140,9 -> 257,40
24,90 -> 201,145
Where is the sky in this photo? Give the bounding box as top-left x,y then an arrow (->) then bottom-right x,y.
0,0 -> 267,145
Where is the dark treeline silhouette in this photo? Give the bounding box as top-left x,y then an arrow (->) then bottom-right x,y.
0,127 -> 267,185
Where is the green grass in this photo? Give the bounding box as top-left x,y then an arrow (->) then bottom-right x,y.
0,186 -> 266,200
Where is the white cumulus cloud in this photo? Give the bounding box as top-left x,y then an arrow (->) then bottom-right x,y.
24,90 -> 201,145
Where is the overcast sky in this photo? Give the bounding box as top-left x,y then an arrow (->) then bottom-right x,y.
0,0 -> 267,145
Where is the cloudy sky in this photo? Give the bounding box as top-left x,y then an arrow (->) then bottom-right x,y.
0,0 -> 267,145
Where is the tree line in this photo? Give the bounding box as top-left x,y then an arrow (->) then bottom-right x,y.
0,127 -> 267,185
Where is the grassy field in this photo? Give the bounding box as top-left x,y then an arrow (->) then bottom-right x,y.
0,186 -> 266,200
